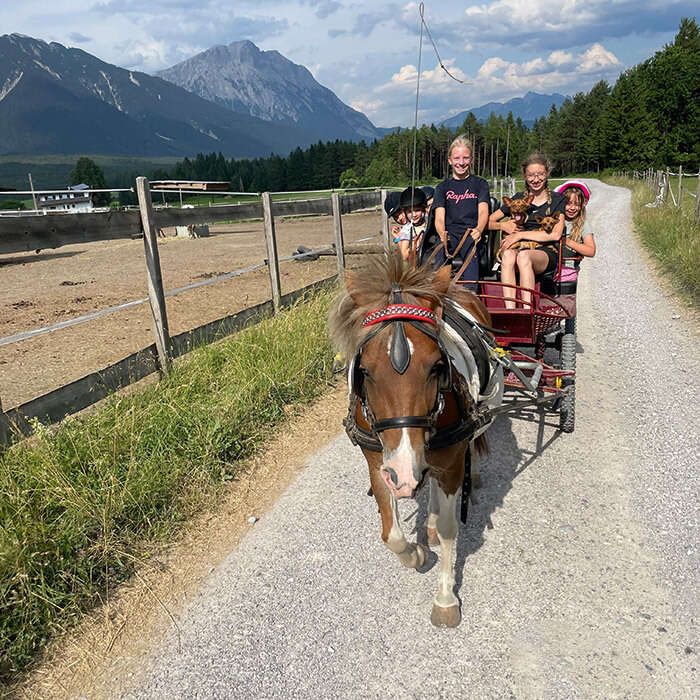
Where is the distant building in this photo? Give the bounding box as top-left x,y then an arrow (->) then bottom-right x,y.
37,184 -> 93,212
149,180 -> 230,192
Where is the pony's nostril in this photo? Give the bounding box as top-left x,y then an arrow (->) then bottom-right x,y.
382,467 -> 399,486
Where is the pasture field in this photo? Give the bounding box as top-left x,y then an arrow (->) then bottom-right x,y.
603,175 -> 700,302
0,287 -> 335,683
0,208 -> 381,409
0,155 -> 180,190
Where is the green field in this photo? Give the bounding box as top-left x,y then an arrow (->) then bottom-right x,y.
0,155 -> 180,190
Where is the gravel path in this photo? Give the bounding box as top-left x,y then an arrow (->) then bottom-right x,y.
119,181 -> 698,698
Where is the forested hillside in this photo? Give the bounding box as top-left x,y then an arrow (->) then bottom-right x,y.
153,19 -> 699,191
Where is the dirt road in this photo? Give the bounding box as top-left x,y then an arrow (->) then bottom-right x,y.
21,182 -> 699,698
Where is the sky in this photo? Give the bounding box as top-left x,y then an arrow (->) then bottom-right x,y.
0,1 -> 695,127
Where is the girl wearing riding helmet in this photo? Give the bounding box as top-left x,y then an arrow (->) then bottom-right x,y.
488,153 -> 565,308
554,180 -> 596,259
433,135 -> 490,286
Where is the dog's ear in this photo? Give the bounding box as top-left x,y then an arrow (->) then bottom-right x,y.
523,192 -> 534,205
502,196 -> 512,207
534,215 -> 543,223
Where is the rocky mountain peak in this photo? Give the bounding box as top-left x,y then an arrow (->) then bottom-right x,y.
158,40 -> 378,143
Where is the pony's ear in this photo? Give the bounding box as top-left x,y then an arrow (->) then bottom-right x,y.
432,264 -> 453,295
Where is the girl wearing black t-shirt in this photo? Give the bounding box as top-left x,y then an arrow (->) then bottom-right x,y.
489,153 -> 565,308
432,135 -> 490,285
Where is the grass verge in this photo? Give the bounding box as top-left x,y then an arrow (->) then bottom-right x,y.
603,176 -> 700,303
0,289 -> 335,684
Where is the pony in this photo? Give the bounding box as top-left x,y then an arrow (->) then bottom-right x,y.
329,254 -> 503,627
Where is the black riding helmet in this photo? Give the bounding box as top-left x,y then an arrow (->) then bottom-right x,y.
383,191 -> 402,219
398,186 -> 427,211
419,185 -> 435,201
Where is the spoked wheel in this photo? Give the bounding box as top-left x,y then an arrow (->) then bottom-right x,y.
558,316 -> 576,432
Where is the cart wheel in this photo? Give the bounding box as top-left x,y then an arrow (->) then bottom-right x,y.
559,317 -> 576,432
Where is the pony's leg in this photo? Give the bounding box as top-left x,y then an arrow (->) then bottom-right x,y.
426,476 -> 441,547
368,455 -> 425,569
430,480 -> 461,627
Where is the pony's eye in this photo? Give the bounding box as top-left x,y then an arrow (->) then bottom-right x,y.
431,361 -> 447,376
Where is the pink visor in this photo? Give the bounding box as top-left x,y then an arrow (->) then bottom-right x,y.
554,180 -> 591,203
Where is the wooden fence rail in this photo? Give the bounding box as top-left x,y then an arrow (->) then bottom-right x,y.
0,191 -> 381,255
0,182 -> 384,448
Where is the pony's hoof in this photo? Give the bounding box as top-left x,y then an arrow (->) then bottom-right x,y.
414,544 -> 427,569
427,527 -> 440,547
431,604 -> 461,627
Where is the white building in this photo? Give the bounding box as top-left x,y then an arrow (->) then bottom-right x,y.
37,184 -> 93,213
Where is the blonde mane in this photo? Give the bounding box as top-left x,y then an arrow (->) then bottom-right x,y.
329,254 -> 488,359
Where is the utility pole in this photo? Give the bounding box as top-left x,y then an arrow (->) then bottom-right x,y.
28,173 -> 38,212
504,125 -> 510,177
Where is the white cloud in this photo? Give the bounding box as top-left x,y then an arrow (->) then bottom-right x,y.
466,44 -> 622,106
580,43 -> 622,71
386,59 -> 470,94
548,50 -> 573,66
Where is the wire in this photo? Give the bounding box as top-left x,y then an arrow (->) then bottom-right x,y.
420,3 -> 469,85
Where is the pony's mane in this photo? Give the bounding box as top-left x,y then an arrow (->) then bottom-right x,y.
329,254 -> 486,358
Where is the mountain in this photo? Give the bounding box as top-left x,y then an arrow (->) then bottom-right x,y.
0,34 -> 316,157
158,40 -> 380,144
440,92 -> 568,128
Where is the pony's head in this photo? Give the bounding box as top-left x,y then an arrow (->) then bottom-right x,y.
330,255 -> 488,498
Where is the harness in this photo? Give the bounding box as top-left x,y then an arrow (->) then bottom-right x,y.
344,287 -> 495,456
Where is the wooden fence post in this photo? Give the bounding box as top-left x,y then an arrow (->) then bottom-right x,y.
261,192 -> 282,313
331,192 -> 346,273
136,177 -> 171,375
695,174 -> 700,223
678,165 -> 683,209
0,394 -> 9,449
380,189 -> 390,250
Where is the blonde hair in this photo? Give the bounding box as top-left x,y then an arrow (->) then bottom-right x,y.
448,134 -> 472,158
563,187 -> 586,243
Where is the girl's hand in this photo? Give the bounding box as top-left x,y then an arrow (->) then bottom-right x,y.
469,228 -> 482,243
500,220 -> 520,236
499,232 -> 521,253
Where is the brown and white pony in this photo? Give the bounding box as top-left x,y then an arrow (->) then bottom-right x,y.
330,255 -> 500,627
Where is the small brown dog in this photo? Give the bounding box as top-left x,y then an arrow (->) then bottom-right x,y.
497,193 -> 536,260
535,214 -> 558,233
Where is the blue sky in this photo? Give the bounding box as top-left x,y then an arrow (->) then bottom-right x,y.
1,1 -> 695,126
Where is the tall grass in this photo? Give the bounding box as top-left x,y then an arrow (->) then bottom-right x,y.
605,176 -> 700,302
0,290 -> 334,683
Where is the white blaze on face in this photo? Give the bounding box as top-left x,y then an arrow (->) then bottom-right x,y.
383,428 -> 426,498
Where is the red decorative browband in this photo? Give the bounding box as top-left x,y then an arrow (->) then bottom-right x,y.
362,304 -> 438,327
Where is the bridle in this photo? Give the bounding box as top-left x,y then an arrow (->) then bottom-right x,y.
345,286 -> 491,453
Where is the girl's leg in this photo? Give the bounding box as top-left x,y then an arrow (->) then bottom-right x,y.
516,250 -> 550,307
500,248 -> 519,308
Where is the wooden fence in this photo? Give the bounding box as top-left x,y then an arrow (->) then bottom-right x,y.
0,182 -> 389,448
616,167 -> 700,222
